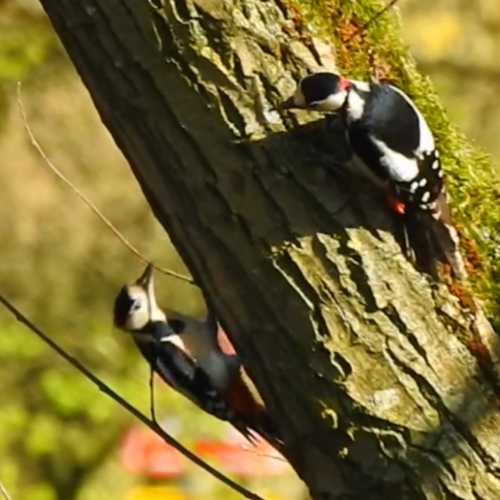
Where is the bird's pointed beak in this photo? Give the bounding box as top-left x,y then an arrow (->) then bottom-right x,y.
136,263 -> 155,297
277,96 -> 299,110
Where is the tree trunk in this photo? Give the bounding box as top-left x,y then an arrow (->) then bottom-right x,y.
37,0 -> 500,498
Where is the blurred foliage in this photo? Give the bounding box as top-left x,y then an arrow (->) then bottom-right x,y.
400,0 -> 500,161
0,2 -> 228,500
0,0 -> 58,131
397,0 -> 500,324
1,0 -> 499,499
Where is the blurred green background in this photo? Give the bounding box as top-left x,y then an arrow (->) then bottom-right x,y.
0,0 -> 498,499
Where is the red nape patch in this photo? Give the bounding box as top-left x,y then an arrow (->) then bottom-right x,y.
386,194 -> 406,215
339,76 -> 351,91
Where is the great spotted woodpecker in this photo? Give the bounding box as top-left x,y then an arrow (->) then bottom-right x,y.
113,264 -> 282,449
279,72 -> 465,280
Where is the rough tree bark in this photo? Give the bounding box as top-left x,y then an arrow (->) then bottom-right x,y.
37,0 -> 500,499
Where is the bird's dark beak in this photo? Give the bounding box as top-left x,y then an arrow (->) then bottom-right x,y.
136,263 -> 155,294
277,96 -> 299,111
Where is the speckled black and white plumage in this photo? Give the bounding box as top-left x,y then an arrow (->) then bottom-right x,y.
345,81 -> 442,210
280,72 -> 465,279
130,325 -> 257,443
112,264 -> 282,447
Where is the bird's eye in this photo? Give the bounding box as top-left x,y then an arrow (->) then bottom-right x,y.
129,298 -> 142,314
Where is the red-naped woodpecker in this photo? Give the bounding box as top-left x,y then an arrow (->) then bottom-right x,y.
279,72 -> 465,280
113,264 -> 282,449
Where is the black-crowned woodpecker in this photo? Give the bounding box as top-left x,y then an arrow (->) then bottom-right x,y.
113,263 -> 282,449
279,71 -> 465,280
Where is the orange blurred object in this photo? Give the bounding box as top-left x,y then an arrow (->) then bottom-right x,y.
194,429 -> 289,477
120,426 -> 186,479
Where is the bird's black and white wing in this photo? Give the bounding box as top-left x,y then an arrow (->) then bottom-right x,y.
154,340 -> 228,415
347,81 -> 464,278
348,82 -> 440,195
153,340 -> 259,442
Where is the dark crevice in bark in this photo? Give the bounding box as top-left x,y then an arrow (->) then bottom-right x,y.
387,349 -> 492,469
383,303 -> 432,368
438,478 -> 469,500
408,442 -> 455,479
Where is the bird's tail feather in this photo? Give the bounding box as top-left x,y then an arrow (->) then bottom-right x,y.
253,412 -> 284,450
400,209 -> 465,280
233,417 -> 283,451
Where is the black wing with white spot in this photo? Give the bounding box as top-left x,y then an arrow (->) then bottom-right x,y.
393,149 -> 444,211
345,80 -> 464,279
360,82 -> 421,158
347,82 -> 436,187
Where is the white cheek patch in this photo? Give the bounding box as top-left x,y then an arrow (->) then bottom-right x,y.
126,309 -> 148,331
310,91 -> 347,112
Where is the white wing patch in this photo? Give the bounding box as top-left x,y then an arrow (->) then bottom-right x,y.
421,191 -> 431,203
369,84 -> 436,183
163,334 -> 186,350
371,136 -> 420,182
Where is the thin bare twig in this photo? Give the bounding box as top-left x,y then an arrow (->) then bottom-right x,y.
0,479 -> 13,500
16,82 -> 195,286
346,0 -> 402,42
0,293 -> 265,500
240,444 -> 287,462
